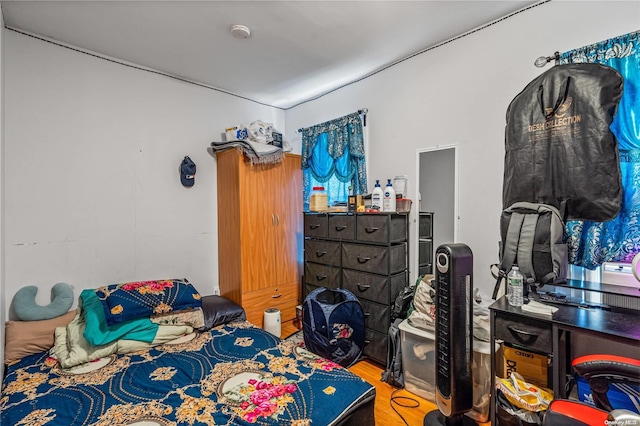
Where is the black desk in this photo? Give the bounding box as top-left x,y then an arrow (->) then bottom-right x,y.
489,296 -> 640,425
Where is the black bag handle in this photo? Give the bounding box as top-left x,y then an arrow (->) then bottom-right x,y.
537,77 -> 571,120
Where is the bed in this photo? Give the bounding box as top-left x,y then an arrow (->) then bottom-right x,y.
1,280 -> 376,425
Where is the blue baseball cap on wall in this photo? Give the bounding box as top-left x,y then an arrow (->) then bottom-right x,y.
180,156 -> 196,187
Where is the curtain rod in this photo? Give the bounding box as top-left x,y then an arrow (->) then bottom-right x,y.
534,51 -> 560,68
297,108 -> 368,133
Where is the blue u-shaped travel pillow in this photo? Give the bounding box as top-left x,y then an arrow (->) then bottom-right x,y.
13,283 -> 74,321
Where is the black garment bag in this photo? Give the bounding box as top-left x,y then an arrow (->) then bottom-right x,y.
503,63 -> 624,221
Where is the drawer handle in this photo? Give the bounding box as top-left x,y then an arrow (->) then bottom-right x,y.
357,283 -> 371,291
507,325 -> 539,344
316,251 -> 327,257
364,339 -> 371,345
357,256 -> 371,264
335,225 -> 347,232
271,294 -> 282,299
316,274 -> 327,281
364,312 -> 370,318
365,227 -> 379,233
309,224 -> 320,230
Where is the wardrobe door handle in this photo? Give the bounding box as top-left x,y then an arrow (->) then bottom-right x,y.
365,227 -> 379,233
272,214 -> 275,225
357,283 -> 371,291
357,256 -> 371,264
276,214 -> 280,226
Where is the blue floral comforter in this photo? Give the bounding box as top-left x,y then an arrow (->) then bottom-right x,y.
1,321 -> 375,425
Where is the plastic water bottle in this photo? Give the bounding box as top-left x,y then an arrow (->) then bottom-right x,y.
507,265 -> 524,307
372,180 -> 383,210
383,179 -> 397,212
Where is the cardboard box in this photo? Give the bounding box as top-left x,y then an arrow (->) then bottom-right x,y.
502,345 -> 550,388
294,304 -> 303,330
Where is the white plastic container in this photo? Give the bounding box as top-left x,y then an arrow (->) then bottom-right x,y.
371,180 -> 383,210
467,339 -> 500,423
383,179 -> 397,212
263,308 -> 281,337
309,186 -> 328,212
398,319 -> 436,402
398,319 -> 497,422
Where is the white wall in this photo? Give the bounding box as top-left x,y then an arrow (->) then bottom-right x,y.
284,0 -> 640,296
3,31 -> 284,318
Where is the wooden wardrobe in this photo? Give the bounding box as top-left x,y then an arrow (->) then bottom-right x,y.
216,148 -> 302,330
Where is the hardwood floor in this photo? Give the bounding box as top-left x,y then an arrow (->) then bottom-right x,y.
281,321 -> 491,426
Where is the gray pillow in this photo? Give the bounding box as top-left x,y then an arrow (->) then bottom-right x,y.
200,295 -> 246,329
13,283 -> 74,321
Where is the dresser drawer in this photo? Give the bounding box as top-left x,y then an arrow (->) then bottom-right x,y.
304,213 -> 328,238
360,299 -> 390,334
494,315 -> 552,354
328,214 -> 356,240
363,328 -> 387,365
304,239 -> 341,266
342,269 -> 407,305
303,283 -> 322,302
304,262 -> 341,288
356,214 -> 407,243
243,282 -> 299,327
342,242 -> 407,275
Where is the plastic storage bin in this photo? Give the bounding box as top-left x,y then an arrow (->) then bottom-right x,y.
399,319 -> 437,402
398,319 -> 496,422
468,339 -> 499,423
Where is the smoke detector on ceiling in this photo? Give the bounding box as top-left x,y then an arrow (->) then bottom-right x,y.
230,25 -> 251,39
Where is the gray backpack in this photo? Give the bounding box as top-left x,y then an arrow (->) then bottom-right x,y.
381,318 -> 404,388
493,202 -> 568,299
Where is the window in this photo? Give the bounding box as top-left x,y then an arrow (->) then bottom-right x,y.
300,112 -> 367,211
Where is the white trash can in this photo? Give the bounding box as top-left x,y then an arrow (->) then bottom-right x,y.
263,308 -> 281,337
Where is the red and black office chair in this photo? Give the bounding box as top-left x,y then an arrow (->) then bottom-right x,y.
544,354 -> 640,425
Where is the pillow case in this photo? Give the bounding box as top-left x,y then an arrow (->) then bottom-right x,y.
94,279 -> 202,325
200,295 -> 246,329
4,310 -> 77,362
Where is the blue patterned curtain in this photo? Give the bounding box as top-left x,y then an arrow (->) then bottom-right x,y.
301,112 -> 367,211
560,31 -> 640,269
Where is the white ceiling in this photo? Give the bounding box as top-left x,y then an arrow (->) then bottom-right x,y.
1,0 -> 541,109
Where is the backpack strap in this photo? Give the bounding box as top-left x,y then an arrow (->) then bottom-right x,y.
538,203 -> 566,283
517,209 -> 539,282
500,207 -> 525,273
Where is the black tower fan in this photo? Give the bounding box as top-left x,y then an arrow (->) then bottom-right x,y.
424,243 -> 477,426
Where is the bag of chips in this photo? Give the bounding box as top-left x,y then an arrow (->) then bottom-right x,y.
496,372 -> 554,412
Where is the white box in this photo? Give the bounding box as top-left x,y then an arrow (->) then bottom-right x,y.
398,319 -> 496,422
